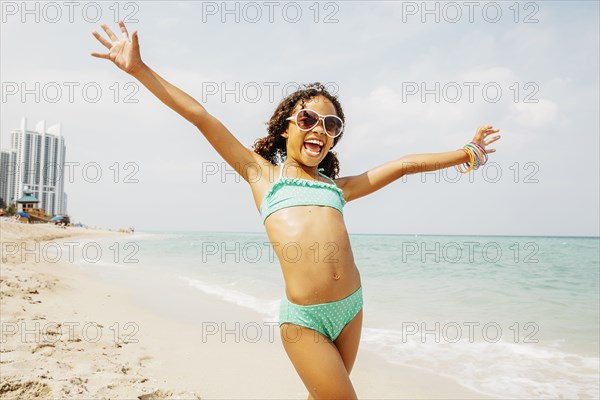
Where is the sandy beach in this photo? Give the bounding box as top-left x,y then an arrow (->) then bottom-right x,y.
0,221 -> 498,399
1,222 -> 200,398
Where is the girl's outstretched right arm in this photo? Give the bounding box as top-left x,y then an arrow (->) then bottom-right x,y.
91,21 -> 264,182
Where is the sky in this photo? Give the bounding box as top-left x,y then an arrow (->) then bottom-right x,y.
1,1 -> 599,236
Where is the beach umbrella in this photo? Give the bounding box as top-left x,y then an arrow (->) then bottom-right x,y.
16,211 -> 30,218
50,216 -> 64,221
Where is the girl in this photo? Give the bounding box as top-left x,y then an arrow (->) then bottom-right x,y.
92,21 -> 501,399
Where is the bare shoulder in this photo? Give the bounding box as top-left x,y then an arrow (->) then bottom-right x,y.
246,153 -> 278,210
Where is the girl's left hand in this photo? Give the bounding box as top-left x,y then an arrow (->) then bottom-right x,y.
471,125 -> 501,153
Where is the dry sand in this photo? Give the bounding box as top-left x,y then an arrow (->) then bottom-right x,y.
1,222 -> 201,398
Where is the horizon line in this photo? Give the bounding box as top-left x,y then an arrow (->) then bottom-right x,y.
131,229 -> 600,239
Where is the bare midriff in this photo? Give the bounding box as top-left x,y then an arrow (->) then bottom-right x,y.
264,205 -> 361,305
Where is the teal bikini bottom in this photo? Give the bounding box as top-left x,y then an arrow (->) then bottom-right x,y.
279,286 -> 363,342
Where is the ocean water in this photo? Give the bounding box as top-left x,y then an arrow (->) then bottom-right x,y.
69,232 -> 599,399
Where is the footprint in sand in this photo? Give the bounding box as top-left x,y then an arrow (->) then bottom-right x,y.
62,377 -> 89,395
31,343 -> 55,356
0,348 -> 15,364
4,280 -> 20,289
138,355 -> 153,367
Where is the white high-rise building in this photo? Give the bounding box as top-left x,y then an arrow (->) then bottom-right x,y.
0,149 -> 16,207
0,117 -> 67,215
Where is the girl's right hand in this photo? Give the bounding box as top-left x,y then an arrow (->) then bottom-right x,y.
91,21 -> 143,74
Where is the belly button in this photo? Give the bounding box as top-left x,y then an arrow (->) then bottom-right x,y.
333,273 -> 341,280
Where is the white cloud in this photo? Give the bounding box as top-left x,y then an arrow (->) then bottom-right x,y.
508,99 -> 559,129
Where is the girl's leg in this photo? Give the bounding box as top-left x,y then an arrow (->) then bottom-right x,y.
333,309 -> 363,374
280,324 -> 357,400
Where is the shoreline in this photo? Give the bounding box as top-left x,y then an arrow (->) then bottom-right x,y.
1,222 -> 498,399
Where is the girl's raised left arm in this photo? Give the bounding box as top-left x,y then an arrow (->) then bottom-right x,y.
336,125 -> 501,202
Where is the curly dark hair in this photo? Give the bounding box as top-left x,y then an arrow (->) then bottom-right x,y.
251,82 -> 345,179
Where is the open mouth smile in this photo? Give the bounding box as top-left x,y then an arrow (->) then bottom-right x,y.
303,138 -> 324,157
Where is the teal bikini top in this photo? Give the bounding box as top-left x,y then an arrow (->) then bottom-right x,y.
260,165 -> 347,223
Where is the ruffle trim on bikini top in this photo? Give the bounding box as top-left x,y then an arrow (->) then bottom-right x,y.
260,167 -> 347,209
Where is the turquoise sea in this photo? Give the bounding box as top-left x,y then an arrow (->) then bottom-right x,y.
70,232 -> 599,399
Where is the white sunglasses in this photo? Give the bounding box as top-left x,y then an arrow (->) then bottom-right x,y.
286,109 -> 344,138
